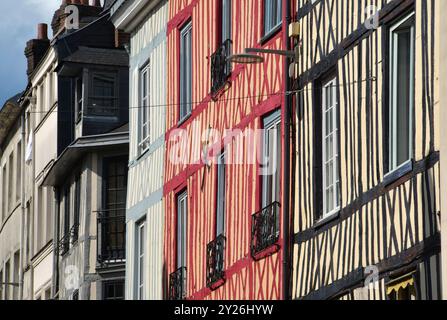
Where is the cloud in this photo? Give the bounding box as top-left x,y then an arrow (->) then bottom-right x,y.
0,0 -> 60,105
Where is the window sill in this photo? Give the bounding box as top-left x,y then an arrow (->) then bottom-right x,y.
260,24 -> 282,45
314,210 -> 340,230
208,276 -> 226,291
251,243 -> 281,261
383,160 -> 413,187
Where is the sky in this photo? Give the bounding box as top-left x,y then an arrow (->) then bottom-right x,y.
0,0 -> 61,106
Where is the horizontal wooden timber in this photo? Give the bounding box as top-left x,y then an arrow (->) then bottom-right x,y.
299,233 -> 440,300
294,151 -> 440,245
294,0 -> 415,89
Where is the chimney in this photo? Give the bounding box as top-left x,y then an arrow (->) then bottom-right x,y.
24,24 -> 50,79
51,0 -> 103,35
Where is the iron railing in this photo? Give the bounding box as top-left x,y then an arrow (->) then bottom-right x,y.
211,39 -> 232,93
70,224 -> 79,244
251,202 -> 281,257
169,267 -> 187,300
206,234 -> 226,287
97,209 -> 126,264
58,232 -> 70,256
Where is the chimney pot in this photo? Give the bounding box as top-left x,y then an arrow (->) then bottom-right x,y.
37,23 -> 48,40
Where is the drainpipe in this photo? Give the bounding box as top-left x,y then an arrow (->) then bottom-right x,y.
282,0 -> 292,301
19,110 -> 26,299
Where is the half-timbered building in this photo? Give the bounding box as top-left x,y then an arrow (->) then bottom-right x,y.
164,0 -> 290,300
110,0 -> 168,300
291,0 -> 442,300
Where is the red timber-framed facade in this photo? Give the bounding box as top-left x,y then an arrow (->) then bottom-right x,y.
163,0 -> 294,300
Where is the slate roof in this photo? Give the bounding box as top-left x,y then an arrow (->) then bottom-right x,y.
62,46 -> 129,67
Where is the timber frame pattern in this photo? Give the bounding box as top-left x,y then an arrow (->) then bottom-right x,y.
291,0 -> 441,300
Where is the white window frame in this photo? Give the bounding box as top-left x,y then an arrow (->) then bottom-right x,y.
177,191 -> 188,269
136,220 -> 146,300
139,63 -> 151,153
179,22 -> 192,122
261,111 -> 281,209
388,12 -> 415,173
263,0 -> 282,36
216,152 -> 226,237
322,78 -> 340,219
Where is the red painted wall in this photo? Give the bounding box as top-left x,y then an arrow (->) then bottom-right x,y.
164,0 -> 288,300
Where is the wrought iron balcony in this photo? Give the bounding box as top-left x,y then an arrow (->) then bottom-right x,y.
97,209 -> 126,265
58,233 -> 70,256
169,267 -> 187,300
206,234 -> 225,288
70,224 -> 79,244
211,39 -> 232,93
251,202 -> 281,258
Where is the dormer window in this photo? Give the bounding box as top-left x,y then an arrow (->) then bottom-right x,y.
88,72 -> 118,117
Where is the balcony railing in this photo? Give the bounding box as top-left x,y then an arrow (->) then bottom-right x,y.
206,234 -> 225,288
58,232 -> 70,256
70,224 -> 79,244
251,202 -> 281,258
169,267 -> 187,300
97,209 -> 126,265
211,39 -> 232,93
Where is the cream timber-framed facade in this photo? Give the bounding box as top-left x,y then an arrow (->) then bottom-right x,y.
111,0 -> 168,300
291,0 -> 442,300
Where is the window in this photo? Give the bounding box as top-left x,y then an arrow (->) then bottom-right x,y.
2,166 -> 6,221
8,153 -> 13,212
139,63 -> 151,153
211,0 -> 232,93
16,142 -> 21,203
0,270 -> 3,300
261,111 -> 281,208
179,22 -> 192,121
62,186 -> 71,255
388,13 -> 415,172
4,260 -> 10,300
72,289 -> 79,300
75,77 -> 83,122
136,220 -> 146,300
103,280 -> 125,300
13,251 -> 20,300
88,73 -> 117,117
216,152 -> 226,237
322,78 -> 340,218
73,175 -> 81,243
177,191 -> 188,269
263,0 -> 282,36
387,273 -> 417,300
99,157 -> 127,263
219,0 -> 231,44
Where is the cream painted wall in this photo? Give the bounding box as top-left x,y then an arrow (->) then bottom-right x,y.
114,0 -> 168,300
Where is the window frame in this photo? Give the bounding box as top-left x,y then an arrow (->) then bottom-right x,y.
218,0 -> 232,45
215,152 -> 226,237
263,0 -> 282,38
177,190 -> 188,269
321,78 -> 340,219
261,110 -> 282,210
87,71 -> 119,117
386,12 -> 415,177
179,21 -> 193,123
139,62 -> 151,154
135,219 -> 146,300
